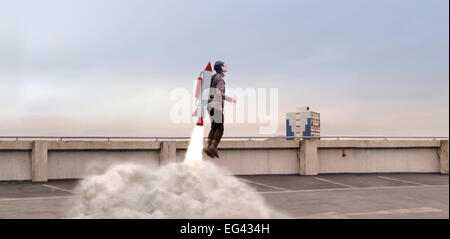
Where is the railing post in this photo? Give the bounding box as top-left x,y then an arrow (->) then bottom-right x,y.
299,140 -> 318,175
31,141 -> 48,182
160,141 -> 177,166
440,140 -> 449,175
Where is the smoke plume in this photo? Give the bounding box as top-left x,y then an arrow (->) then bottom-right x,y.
70,126 -> 283,218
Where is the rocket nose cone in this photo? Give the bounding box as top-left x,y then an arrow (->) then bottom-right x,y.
205,62 -> 212,72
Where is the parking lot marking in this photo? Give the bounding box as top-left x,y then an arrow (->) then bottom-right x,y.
296,211 -> 348,219
0,196 -> 77,202
377,176 -> 427,186
344,207 -> 442,216
42,184 -> 74,193
239,178 -> 290,191
314,177 -> 355,188
259,184 -> 448,194
296,207 -> 442,219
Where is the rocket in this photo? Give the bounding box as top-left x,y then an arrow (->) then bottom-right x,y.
192,62 -> 213,126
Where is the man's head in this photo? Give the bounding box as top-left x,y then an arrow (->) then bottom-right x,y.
214,61 -> 227,73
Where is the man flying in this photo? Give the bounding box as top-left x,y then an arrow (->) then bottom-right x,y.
204,61 -> 236,158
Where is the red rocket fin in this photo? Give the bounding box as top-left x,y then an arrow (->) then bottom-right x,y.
205,62 -> 212,72
196,117 -> 204,126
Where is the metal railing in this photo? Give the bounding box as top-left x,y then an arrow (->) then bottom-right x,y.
0,136 -> 448,141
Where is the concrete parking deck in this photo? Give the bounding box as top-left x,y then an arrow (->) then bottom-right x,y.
0,173 -> 448,219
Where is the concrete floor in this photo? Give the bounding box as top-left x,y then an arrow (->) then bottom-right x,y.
0,173 -> 448,219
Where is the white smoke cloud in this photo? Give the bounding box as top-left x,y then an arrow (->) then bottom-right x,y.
70,126 -> 285,218
70,160 -> 284,218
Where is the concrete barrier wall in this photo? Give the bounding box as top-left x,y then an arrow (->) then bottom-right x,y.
177,149 -> 300,175
318,148 -> 440,173
48,150 -> 160,179
175,140 -> 300,175
316,140 -> 443,174
0,139 -> 448,181
0,151 -> 31,181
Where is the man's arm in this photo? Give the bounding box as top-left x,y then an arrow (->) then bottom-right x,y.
216,79 -> 233,102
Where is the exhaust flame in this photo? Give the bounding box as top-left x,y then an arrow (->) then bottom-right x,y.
184,125 -> 204,164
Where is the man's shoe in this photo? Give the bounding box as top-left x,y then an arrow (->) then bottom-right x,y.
203,140 -> 214,157
210,140 -> 220,158
203,146 -> 214,157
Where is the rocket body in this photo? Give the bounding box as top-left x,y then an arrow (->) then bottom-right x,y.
193,62 -> 213,126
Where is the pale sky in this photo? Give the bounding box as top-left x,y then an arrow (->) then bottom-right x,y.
0,0 -> 448,137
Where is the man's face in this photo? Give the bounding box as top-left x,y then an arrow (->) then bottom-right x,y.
222,65 -> 228,73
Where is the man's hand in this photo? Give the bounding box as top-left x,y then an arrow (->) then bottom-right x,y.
232,96 -> 237,103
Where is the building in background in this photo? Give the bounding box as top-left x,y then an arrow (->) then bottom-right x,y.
286,106 -> 320,140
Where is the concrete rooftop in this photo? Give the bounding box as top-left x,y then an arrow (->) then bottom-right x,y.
0,173 -> 448,219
